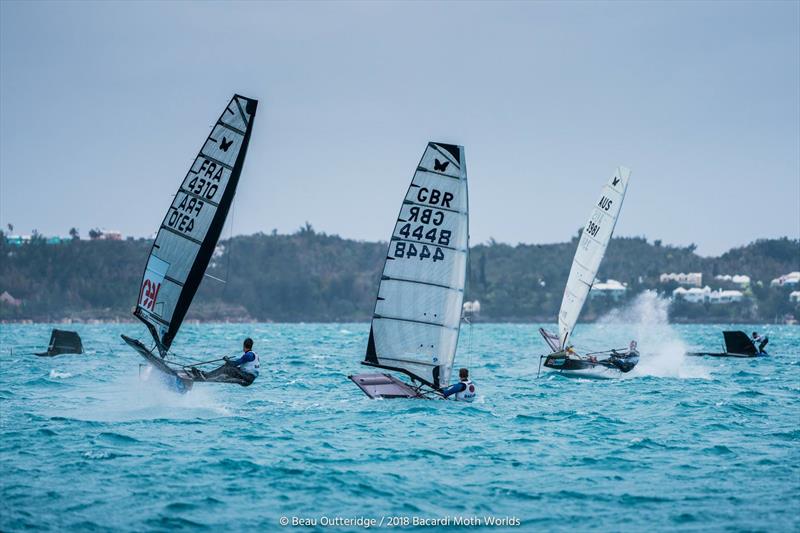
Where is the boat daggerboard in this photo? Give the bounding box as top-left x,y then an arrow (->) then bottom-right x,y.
558,167 -> 630,349
134,95 -> 258,353
363,142 -> 469,389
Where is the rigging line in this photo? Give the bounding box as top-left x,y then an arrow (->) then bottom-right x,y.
223,196 -> 235,298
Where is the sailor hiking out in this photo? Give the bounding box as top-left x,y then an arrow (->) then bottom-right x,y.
190,337 -> 260,386
441,368 -> 476,402
222,337 -> 260,383
752,332 -> 769,354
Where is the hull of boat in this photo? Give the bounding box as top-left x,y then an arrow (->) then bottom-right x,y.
121,335 -> 194,393
544,361 -> 621,380
349,373 -> 428,399
687,351 -> 763,358
543,350 -> 638,379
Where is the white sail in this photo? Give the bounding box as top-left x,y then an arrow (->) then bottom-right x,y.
364,142 -> 469,389
558,167 -> 630,349
135,95 -> 258,352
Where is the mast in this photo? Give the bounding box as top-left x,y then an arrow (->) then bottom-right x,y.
558,166 -> 630,349
362,142 -> 469,389
134,95 -> 258,354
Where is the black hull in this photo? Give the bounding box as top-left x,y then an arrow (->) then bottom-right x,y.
687,352 -> 761,358
186,364 -> 255,387
543,350 -> 639,379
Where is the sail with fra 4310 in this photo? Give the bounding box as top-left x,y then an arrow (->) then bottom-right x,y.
121,94 -> 258,392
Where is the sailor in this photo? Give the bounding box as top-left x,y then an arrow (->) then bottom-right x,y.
221,337 -> 260,384
440,368 -> 476,402
628,340 -> 638,354
751,332 -> 769,354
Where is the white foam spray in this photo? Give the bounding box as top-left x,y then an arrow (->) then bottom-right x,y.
598,290 -> 710,379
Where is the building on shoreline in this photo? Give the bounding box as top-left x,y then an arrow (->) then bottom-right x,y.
714,274 -> 751,288
660,272 -> 703,287
673,286 -> 744,304
590,279 -> 627,300
771,272 -> 800,287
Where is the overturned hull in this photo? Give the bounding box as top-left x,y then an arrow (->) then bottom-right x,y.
687,330 -> 766,358
543,350 -> 639,379
687,351 -> 761,358
349,373 -> 428,399
35,329 -> 84,357
122,335 -> 194,393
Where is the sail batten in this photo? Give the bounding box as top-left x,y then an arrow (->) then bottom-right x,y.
134,95 -> 258,353
363,142 -> 469,389
558,167 -> 630,349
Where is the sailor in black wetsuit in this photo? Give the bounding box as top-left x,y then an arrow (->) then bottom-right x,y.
752,332 -> 769,354
608,340 -> 639,372
440,368 -> 476,402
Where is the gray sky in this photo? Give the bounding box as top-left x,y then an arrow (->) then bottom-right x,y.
1,1 -> 798,256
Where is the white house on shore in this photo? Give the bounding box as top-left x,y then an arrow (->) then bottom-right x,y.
673,286 -> 744,304
771,272 -> 800,287
714,274 -> 751,288
673,286 -> 710,303
590,279 -> 627,300
660,272 -> 703,287
709,289 -> 745,304
463,300 -> 481,314
790,291 -> 800,303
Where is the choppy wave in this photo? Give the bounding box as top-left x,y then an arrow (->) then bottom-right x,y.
1,322 -> 798,532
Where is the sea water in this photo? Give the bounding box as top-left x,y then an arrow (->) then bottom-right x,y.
1,314 -> 798,531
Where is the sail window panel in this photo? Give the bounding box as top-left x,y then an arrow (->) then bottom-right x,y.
144,277 -> 181,325
375,280 -> 463,329
383,246 -> 466,289
373,319 -> 459,379
419,146 -> 462,179
219,97 -> 252,133
152,230 -> 199,281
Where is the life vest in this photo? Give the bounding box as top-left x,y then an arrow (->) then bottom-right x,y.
240,351 -> 260,377
455,379 -> 476,402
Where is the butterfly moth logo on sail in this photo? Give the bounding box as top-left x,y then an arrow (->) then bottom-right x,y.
138,255 -> 170,315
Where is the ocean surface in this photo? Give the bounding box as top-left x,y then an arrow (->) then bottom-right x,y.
1,304 -> 799,531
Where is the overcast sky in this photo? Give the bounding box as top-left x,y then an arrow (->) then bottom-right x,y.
1,1 -> 798,256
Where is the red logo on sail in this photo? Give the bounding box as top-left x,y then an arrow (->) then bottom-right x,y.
139,279 -> 161,311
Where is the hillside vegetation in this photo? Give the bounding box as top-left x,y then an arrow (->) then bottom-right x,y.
1,229 -> 797,323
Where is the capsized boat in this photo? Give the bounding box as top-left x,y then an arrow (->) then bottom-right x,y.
35,329 -> 83,357
121,94 -> 258,392
349,142 -> 469,399
687,330 -> 767,358
538,167 -> 639,379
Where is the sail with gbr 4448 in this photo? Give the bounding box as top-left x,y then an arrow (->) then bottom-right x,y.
350,142 -> 469,399
122,94 -> 258,391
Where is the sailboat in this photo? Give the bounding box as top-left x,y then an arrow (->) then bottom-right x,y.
539,167 -> 639,379
349,142 -> 469,399
121,94 -> 258,392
